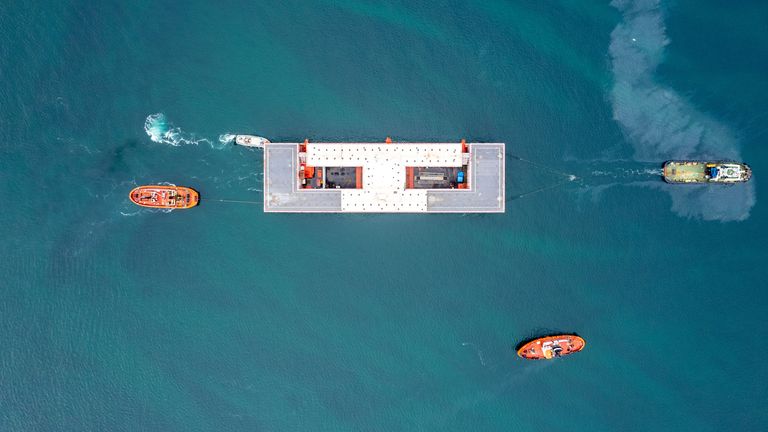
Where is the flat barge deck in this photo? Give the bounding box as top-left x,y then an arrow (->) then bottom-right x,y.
263,140 -> 505,213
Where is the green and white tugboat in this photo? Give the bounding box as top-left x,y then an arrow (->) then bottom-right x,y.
663,161 -> 752,184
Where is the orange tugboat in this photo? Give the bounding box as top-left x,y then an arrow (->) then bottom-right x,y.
517,335 -> 585,360
129,185 -> 199,209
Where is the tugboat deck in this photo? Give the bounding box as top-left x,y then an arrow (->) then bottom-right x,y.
664,162 -> 707,182
263,142 -> 505,213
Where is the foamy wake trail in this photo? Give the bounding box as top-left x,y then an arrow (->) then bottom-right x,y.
144,113 -> 223,148
609,0 -> 754,221
218,134 -> 236,145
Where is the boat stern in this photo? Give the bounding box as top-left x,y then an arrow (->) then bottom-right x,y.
179,187 -> 200,208
662,161 -> 672,183
743,163 -> 752,182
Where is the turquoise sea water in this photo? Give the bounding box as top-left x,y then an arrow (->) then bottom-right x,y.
1,1 -> 767,430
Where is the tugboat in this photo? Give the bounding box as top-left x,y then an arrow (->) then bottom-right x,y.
517,335 -> 585,360
129,185 -> 199,209
234,135 -> 270,148
663,161 -> 751,184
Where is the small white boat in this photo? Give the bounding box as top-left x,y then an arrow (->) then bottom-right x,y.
234,135 -> 270,148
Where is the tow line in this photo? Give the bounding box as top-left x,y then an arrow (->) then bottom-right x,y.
505,153 -> 578,202
209,154 -> 577,205
507,154 -> 577,178
206,198 -> 262,205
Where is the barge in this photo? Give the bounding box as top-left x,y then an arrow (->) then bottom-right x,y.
263,138 -> 505,213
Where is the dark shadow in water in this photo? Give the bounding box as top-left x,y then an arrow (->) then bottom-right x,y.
79,139 -> 139,180
105,139 -> 139,174
49,139 -> 144,262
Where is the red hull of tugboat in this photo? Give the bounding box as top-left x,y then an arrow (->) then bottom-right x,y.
129,185 -> 199,209
517,335 -> 585,360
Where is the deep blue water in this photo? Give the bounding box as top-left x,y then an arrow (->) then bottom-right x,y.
1,1 -> 767,430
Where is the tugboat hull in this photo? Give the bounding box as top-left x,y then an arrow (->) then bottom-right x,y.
129,185 -> 199,209
517,335 -> 585,360
663,161 -> 751,183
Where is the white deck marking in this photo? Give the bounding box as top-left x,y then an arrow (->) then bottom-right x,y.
307,143 -> 462,213
263,142 -> 505,213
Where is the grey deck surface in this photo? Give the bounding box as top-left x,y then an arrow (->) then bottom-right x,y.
263,143 -> 505,213
427,144 -> 505,212
263,144 -> 342,212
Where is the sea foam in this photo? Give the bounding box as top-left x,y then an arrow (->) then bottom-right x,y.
608,0 -> 754,221
144,113 -> 217,148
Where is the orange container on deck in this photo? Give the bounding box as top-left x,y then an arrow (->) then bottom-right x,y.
355,167 -> 363,189
406,167 -> 415,189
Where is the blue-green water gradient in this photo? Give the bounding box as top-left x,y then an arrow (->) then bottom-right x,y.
1,1 -> 766,430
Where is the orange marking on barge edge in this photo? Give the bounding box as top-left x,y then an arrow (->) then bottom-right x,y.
355,167 -> 363,189
385,136 -> 392,144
